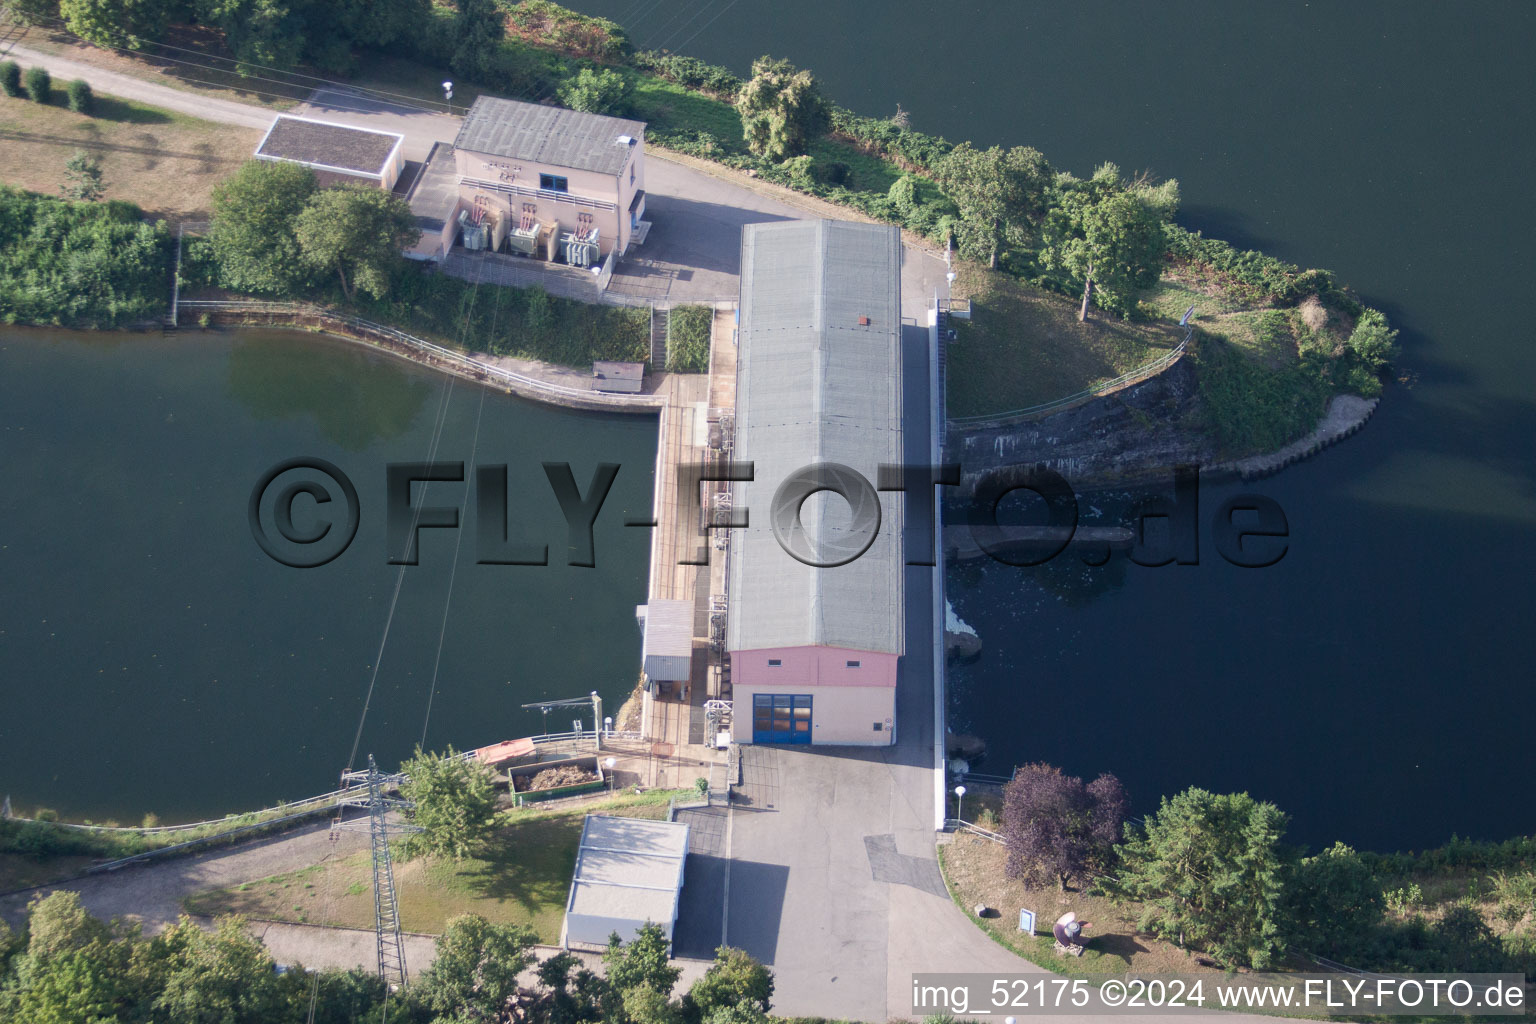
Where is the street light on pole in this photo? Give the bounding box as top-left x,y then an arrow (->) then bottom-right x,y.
442,80 -> 453,113
954,784 -> 967,824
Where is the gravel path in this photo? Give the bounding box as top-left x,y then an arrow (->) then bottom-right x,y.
0,820 -> 366,931
0,42 -> 276,130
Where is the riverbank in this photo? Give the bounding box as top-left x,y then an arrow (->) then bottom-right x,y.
181,300 -> 668,414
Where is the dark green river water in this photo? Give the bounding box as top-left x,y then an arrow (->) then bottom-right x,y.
564,0 -> 1536,851
0,330 -> 656,822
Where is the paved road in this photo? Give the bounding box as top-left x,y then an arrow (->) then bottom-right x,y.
699,318 -> 1031,1022
0,42 -> 276,130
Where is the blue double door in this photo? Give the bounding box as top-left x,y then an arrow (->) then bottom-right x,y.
752,693 -> 812,744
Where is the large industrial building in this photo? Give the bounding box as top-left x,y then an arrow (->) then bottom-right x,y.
726,219 -> 905,746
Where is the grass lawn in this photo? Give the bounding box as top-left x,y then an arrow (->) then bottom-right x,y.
946,264 -> 1183,418
938,831 -> 1223,976
183,790 -> 685,941
0,91 -> 257,224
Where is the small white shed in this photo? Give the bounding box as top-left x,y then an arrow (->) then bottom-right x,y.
637,599 -> 693,682
562,816 -> 689,950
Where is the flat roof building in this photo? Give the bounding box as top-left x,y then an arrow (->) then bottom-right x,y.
563,816 -> 689,950
727,219 -> 905,747
254,115 -> 405,191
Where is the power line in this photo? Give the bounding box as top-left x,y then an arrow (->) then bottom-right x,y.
22,14 -> 455,115
343,367 -> 457,776
668,0 -> 738,55
418,263 -> 501,749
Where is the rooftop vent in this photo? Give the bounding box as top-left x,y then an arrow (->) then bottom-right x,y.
858,315 -> 871,326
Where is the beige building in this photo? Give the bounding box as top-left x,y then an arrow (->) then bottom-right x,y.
447,96 -> 648,265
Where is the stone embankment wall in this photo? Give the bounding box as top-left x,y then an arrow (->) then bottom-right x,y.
946,357 -> 1378,490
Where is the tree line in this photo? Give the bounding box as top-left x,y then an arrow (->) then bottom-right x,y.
997,762 -> 1536,974
0,890 -> 774,1024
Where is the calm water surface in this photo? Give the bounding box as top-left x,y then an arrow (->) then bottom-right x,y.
568,0 -> 1536,850
0,330 -> 655,821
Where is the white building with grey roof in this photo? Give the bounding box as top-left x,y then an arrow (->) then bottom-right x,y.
727,219 -> 905,747
562,815 -> 689,950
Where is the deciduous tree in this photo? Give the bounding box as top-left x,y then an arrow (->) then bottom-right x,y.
1001,762 -> 1126,890
603,921 -> 680,996
735,56 -> 827,162
397,744 -> 499,860
0,0 -> 60,26
59,0 -> 173,49
559,66 -> 631,115
208,159 -> 317,295
451,0 -> 504,81
1281,841 -> 1382,958
294,185 -> 419,302
1038,163 -> 1173,320
933,143 -> 1052,269
1098,787 -> 1289,968
416,914 -> 536,1022
685,947 -> 773,1022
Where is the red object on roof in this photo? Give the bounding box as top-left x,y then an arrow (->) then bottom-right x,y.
473,737 -> 536,766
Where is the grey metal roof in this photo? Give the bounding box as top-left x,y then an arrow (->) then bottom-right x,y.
565,816 -> 688,942
454,96 -> 645,176
641,600 -> 693,681
256,115 -> 401,175
727,220 -> 904,657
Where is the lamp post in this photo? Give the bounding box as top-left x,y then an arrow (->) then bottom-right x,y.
442,80 -> 453,114
604,756 -> 617,791
954,784 -> 967,824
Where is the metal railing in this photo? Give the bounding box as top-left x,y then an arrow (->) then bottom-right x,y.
5,787 -> 356,835
180,300 -> 665,410
945,818 -> 1005,844
949,335 -> 1190,426
460,176 -> 617,212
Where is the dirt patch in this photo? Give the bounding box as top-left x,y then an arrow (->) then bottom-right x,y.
939,832 -> 1223,976
0,92 -> 256,224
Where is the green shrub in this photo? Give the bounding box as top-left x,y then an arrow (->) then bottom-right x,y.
665,305 -> 712,372
631,50 -> 741,99
828,105 -> 953,170
23,65 -> 50,103
557,65 -> 631,115
506,0 -> 631,62
0,61 -> 21,98
66,78 -> 93,114
344,265 -> 650,368
0,186 -> 172,328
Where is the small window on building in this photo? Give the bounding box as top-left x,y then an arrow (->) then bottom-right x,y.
846,660 -> 860,668
630,163 -> 636,186
873,721 -> 883,732
767,659 -> 782,667
539,174 -> 568,193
